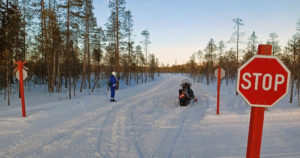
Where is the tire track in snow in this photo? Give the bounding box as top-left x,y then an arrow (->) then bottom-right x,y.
151,88 -> 210,158
129,103 -> 145,158
2,83 -> 156,158
150,108 -> 188,158
97,77 -> 172,158
0,93 -> 131,158
0,99 -> 112,158
182,94 -> 210,158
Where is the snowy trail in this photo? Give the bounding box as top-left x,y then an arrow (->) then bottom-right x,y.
97,75 -> 210,158
1,74 -> 300,158
0,75 -> 210,158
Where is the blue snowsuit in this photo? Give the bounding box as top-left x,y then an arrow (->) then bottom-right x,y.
110,74 -> 117,101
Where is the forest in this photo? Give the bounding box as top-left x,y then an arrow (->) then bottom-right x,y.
0,0 -> 299,106
0,0 -> 159,105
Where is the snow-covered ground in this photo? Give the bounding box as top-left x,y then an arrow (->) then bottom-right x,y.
0,74 -> 300,158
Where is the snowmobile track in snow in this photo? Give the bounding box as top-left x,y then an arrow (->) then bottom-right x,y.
151,91 -> 210,158
0,99 -> 112,157
97,78 -> 169,158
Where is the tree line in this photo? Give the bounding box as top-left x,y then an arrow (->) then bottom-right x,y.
1,1 -> 299,106
163,18 -> 300,105
0,0 -> 159,105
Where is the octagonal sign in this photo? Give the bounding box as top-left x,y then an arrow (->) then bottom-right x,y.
237,55 -> 290,107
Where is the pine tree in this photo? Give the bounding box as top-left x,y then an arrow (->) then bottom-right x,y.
30,0 -> 64,93
218,40 -> 225,67
188,53 -> 197,82
123,10 -> 133,85
297,20 -> 300,105
80,0 -> 96,92
108,0 -> 126,76
243,31 -> 258,63
0,0 -> 5,90
105,12 -> 117,83
231,18 -> 244,62
58,0 -> 83,98
20,0 -> 34,60
141,29 -> 150,82
148,53 -> 158,81
204,38 -> 217,85
267,32 -> 281,56
135,45 -> 144,83
141,29 -> 150,64
0,0 -> 24,105
224,49 -> 238,83
286,33 -> 300,103
48,4 -> 63,93
91,27 -> 104,92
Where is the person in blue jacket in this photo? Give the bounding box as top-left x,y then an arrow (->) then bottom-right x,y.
110,71 -> 118,102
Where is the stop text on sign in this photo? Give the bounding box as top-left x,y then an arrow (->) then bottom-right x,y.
241,73 -> 285,91
237,55 -> 290,107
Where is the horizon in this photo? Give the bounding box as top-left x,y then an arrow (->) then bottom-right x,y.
93,0 -> 300,65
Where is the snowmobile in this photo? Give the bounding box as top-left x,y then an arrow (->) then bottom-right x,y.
178,79 -> 197,106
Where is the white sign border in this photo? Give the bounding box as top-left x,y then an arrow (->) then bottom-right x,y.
214,68 -> 226,79
237,55 -> 291,108
16,69 -> 28,81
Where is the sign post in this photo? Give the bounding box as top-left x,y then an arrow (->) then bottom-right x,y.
214,68 -> 225,115
237,45 -> 290,158
14,61 -> 27,117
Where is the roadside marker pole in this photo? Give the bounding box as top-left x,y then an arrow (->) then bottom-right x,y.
15,61 -> 27,117
216,68 -> 221,115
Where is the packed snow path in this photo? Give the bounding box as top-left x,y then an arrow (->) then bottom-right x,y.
1,74 -> 300,158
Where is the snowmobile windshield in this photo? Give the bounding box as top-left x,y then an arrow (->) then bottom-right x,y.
180,79 -> 191,87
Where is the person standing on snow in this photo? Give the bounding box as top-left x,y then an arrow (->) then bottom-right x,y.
110,71 -> 118,102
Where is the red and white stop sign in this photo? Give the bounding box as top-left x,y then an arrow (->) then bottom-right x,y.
237,55 -> 290,107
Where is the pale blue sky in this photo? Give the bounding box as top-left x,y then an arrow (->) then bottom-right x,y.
93,0 -> 300,65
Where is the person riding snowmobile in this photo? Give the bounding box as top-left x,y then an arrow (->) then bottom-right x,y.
178,80 -> 197,106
